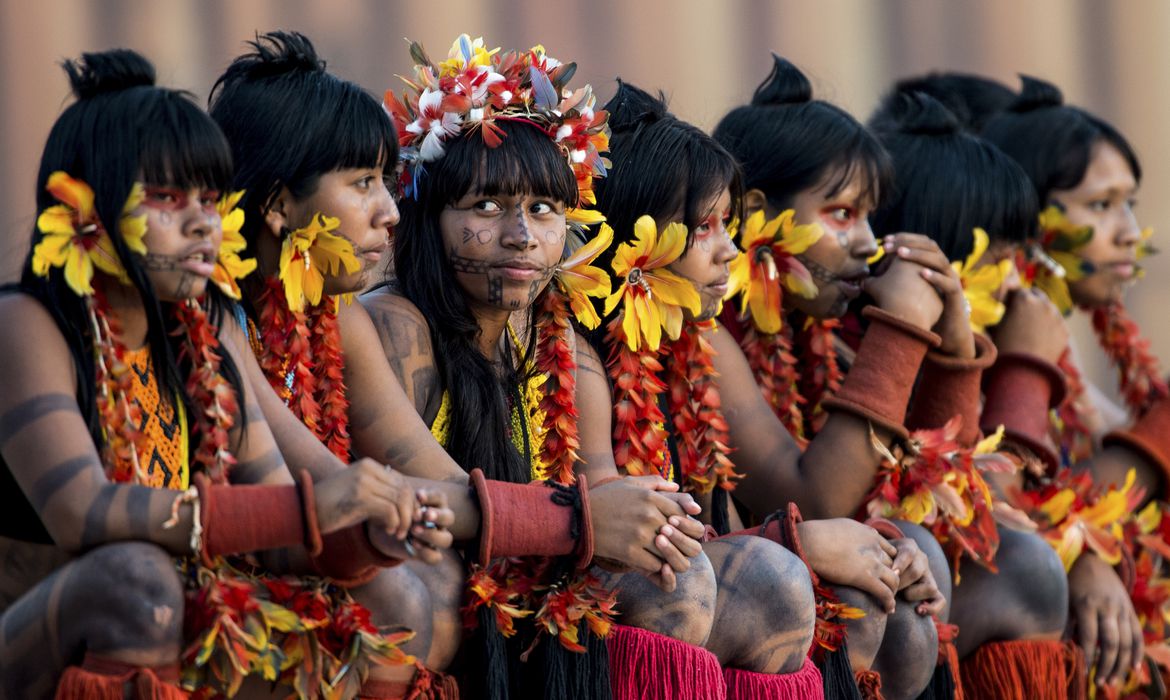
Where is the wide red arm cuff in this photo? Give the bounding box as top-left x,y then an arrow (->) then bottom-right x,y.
1102,395 -> 1170,499
821,306 -> 941,439
470,469 -> 593,568
906,333 -> 997,446
980,352 -> 1066,473
195,470 -> 318,567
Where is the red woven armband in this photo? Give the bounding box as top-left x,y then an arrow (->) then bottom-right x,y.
1102,396 -> 1170,499
980,352 -> 1066,473
820,306 -> 941,439
906,333 -> 997,446
309,522 -> 402,588
469,468 -> 592,568
194,472 -> 308,567
864,517 -> 906,541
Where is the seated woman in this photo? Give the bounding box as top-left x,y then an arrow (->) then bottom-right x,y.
361,36 -> 717,699
586,80 -> 945,700
714,55 -> 1072,698
0,49 -> 452,700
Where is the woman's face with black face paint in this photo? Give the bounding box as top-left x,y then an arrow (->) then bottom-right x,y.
438,190 -> 567,314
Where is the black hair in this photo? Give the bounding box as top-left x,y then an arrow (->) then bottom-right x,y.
870,71 -> 1017,134
18,49 -> 242,456
395,120 -> 577,484
869,92 -> 1039,261
209,30 -> 398,248
594,80 -> 743,274
713,54 -> 891,212
982,75 -> 1141,205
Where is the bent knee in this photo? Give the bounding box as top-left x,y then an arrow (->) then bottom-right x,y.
72,542 -> 184,650
996,528 -> 1068,632
872,605 -> 938,700
836,586 -> 888,671
614,551 -> 717,647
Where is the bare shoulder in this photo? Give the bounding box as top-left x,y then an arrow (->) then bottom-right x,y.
358,287 -> 439,415
0,292 -> 78,386
571,327 -> 607,382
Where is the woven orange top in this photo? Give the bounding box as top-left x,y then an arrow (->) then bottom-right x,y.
119,345 -> 189,490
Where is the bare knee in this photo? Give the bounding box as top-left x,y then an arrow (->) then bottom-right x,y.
603,551 -> 717,647
872,605 -> 938,700
707,536 -> 815,673
68,542 -> 184,658
351,565 -> 434,661
836,586 -> 888,671
403,551 -> 464,670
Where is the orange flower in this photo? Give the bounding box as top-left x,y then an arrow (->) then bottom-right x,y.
728,209 -> 823,334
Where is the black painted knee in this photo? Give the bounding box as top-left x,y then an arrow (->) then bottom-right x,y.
872,604 -> 938,700
708,536 -> 815,673
68,542 -> 184,655
994,527 -> 1069,635
352,565 -> 434,659
835,586 -> 888,671
611,550 -> 717,647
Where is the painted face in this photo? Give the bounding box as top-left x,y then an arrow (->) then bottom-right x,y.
667,187 -> 738,322
785,167 -> 878,318
1049,140 -> 1142,308
438,190 -> 566,314
284,163 -> 399,295
134,184 -> 223,301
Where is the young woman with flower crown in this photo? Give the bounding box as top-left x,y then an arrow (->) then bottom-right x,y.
583,79 -> 948,700
351,35 -> 733,699
974,77 -> 1170,697
0,49 -> 455,700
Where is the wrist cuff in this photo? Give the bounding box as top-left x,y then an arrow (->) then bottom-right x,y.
821,306 -> 941,439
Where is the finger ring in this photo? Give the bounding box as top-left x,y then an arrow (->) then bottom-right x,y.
404,536 -> 417,558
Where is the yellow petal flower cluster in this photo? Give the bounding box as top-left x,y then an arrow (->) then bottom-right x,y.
603,216 -> 700,351
954,228 -> 1013,333
278,213 -> 360,312
211,191 -> 257,300
33,172 -> 147,297
557,223 -> 613,329
727,210 -> 823,334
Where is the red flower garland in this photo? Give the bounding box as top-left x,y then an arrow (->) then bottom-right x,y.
798,318 -> 844,435
665,321 -> 739,494
172,299 -> 239,484
1091,302 -> 1169,418
534,286 -> 582,486
1054,350 -> 1096,466
89,290 -> 146,484
739,324 -> 806,442
255,277 -> 351,461
605,315 -> 670,479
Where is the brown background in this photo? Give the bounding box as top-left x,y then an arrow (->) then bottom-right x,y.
2,0 -> 1167,393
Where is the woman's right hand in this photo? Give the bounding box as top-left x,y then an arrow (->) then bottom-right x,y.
589,475 -> 707,593
991,288 -> 1069,363
863,250 -> 946,333
313,458 -> 420,540
796,518 -> 901,613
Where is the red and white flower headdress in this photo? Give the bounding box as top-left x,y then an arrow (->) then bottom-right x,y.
384,34 -> 609,213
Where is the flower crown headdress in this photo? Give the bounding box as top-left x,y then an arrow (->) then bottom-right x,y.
383,34 -> 609,217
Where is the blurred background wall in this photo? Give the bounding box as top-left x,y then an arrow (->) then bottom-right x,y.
2,0 -> 1167,393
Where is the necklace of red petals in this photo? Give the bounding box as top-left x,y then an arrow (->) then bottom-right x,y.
256,277 -> 351,461
534,286 -> 582,486
92,289 -> 238,485
664,321 -> 740,494
604,316 -> 671,480
737,315 -> 842,447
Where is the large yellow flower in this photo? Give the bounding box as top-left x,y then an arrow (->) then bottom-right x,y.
954,228 -> 1013,333
210,191 -> 257,300
1028,206 -> 1094,315
278,213 -> 360,312
557,223 -> 613,329
1039,469 -> 1140,571
603,216 -> 701,351
33,172 -> 147,297
727,209 -> 823,334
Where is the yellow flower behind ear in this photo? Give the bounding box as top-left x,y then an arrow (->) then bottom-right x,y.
726,209 -> 823,334
1031,206 -> 1095,315
557,223 -> 613,329
33,172 -> 147,296
954,228 -> 1013,333
279,213 -> 359,312
211,191 -> 257,299
603,216 -> 701,351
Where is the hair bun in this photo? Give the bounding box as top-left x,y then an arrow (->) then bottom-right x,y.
1010,75 -> 1063,112
750,54 -> 812,106
880,92 -> 961,136
243,30 -> 325,77
605,79 -> 669,133
64,49 -> 155,99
